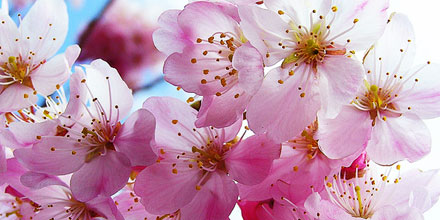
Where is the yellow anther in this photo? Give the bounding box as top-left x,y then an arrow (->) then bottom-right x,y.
293,166 -> 299,172
172,168 -> 178,174
396,165 -> 401,170
326,182 -> 332,187
331,6 -> 338,12
195,185 -> 201,191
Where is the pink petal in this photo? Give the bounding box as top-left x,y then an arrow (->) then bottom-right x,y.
180,172 -> 238,220
86,196 -> 125,220
246,66 -> 321,142
114,109 -> 157,166
133,162 -> 202,214
84,59 -> 133,122
65,44 -> 81,67
20,171 -> 68,189
238,200 -> 274,220
371,205 -> 423,220
303,192 -> 353,220
8,120 -> 58,147
163,44 -> 231,95
0,10 -> 20,59
238,155 -> 295,201
233,43 -> 264,95
226,134 -> 280,185
364,13 -> 415,81
317,106 -> 371,159
195,87 -> 250,128
19,0 -> 68,62
238,5 -> 291,66
71,151 -> 131,202
328,0 -> 389,51
368,113 -> 430,165
61,67 -> 88,124
398,63 -> 440,119
264,0 -> 331,28
318,56 -> 364,118
178,1 -> 239,41
14,137 -> 87,175
142,96 -> 200,152
0,83 -> 38,112
153,9 -> 191,55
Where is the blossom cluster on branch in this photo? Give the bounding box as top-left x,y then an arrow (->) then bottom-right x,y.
0,0 -> 439,219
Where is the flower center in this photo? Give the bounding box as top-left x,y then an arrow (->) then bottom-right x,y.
353,83 -> 401,126
83,121 -> 121,163
287,121 -> 321,160
0,56 -> 40,88
193,31 -> 246,98
325,165 -> 402,219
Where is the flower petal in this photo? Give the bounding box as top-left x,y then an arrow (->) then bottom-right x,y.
180,172 -> 238,220
8,120 -> 58,147
398,63 -> 440,119
71,151 -> 131,202
14,137 -> 87,175
328,0 -> 389,51
0,83 -> 38,112
233,43 -> 264,95
153,9 -> 191,55
317,106 -> 371,159
177,1 -> 239,41
246,66 -> 321,142
19,0 -> 68,62
226,133 -> 280,185
133,162 -> 202,214
195,87 -> 250,128
114,109 -> 157,166
143,96 -> 201,152
238,5 -> 291,66
363,13 -> 415,80
318,56 -> 364,118
368,113 -> 430,165
83,59 -> 133,121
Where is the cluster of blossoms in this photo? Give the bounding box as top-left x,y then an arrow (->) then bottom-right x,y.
0,0 -> 439,220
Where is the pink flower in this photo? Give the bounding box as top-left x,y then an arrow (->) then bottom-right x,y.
239,120 -> 356,204
79,0 -> 162,89
157,1 -> 265,128
0,0 -> 79,112
0,158 -> 124,219
240,0 -> 389,142
134,97 -> 280,220
305,164 -> 440,220
14,59 -> 157,202
318,13 -> 440,165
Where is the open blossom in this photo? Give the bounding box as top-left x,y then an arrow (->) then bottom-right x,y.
79,0 -> 161,89
303,164 -> 440,220
14,60 -> 157,202
240,0 -> 389,142
157,1 -> 264,128
318,13 -> 440,165
0,0 -> 79,112
239,120 -> 358,204
134,97 -> 280,220
0,159 -> 124,220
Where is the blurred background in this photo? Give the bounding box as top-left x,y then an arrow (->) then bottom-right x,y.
8,0 -> 440,219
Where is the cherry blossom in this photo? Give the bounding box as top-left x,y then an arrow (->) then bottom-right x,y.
239,120 -> 357,204
306,164 -> 440,220
318,13 -> 440,165
134,96 -> 280,220
157,1 -> 264,128
0,0 -> 79,112
240,0 -> 389,141
14,60 -> 157,202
